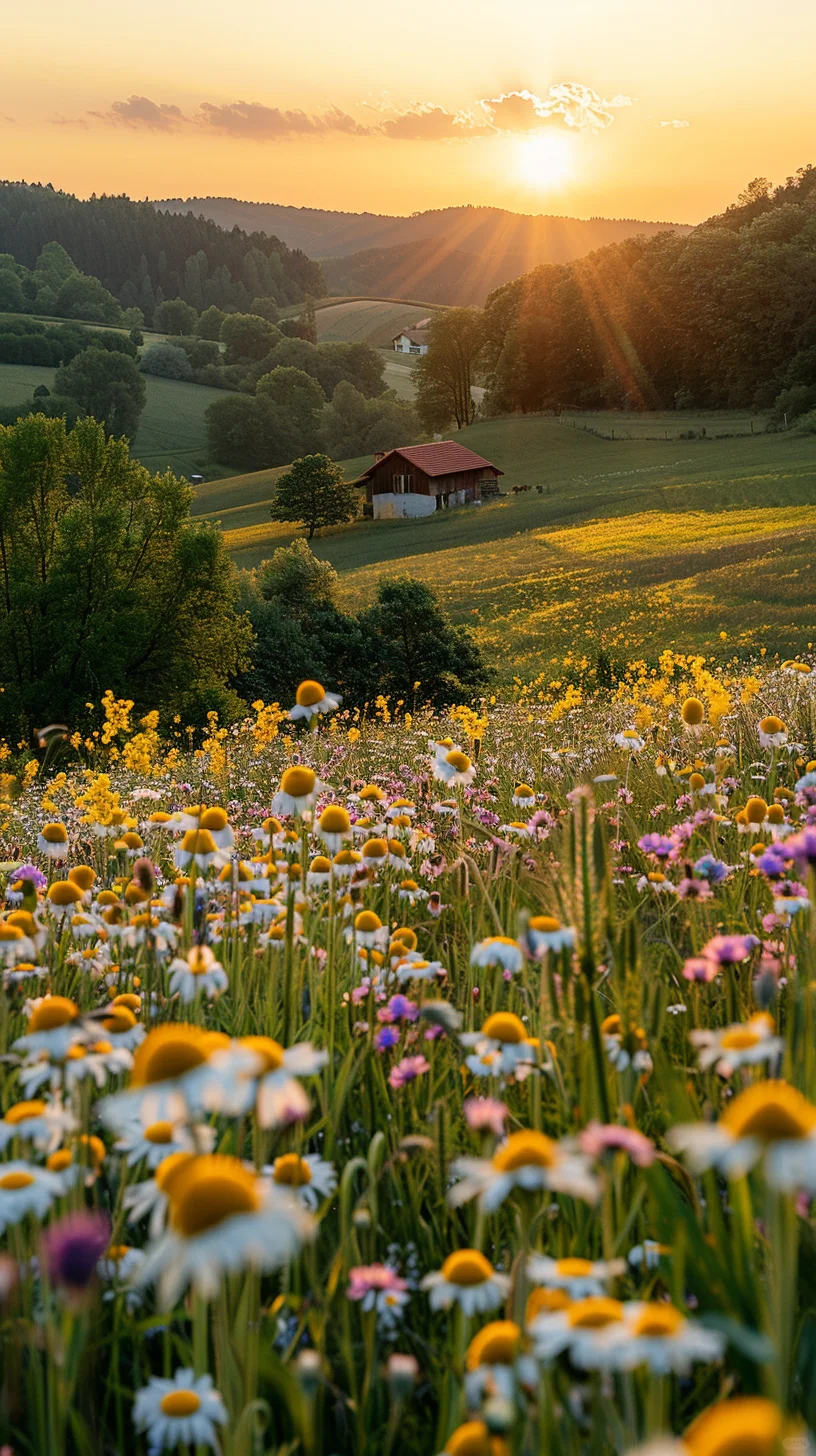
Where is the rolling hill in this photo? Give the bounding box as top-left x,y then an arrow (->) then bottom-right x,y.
155,198 -> 694,305
191,412 -> 816,677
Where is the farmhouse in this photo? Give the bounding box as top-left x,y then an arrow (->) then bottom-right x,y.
392,329 -> 429,355
358,441 -> 503,520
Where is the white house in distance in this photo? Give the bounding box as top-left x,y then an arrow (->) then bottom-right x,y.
392,323 -> 430,354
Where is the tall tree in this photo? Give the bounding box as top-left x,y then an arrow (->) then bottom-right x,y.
54,347 -> 146,440
415,308 -> 483,430
0,414 -> 249,737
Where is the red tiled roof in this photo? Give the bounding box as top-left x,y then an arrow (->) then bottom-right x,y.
360,442 -> 503,479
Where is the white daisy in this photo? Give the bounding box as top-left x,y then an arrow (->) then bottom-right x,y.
0,1162 -> 64,1231
667,1081 -> 816,1191
136,1155 -> 314,1305
114,1116 -> 215,1169
0,1097 -> 74,1154
449,1130 -> 599,1211
133,1369 -> 227,1451
267,1152 -> 337,1210
614,730 -> 646,752
526,1254 -> 626,1300
421,1249 -> 510,1315
167,946 -> 228,1003
689,1013 -> 783,1077
469,937 -> 524,974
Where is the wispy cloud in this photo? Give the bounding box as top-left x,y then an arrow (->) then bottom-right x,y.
198,100 -> 369,139
89,95 -> 185,131
63,81 -> 634,143
657,118 -> 690,128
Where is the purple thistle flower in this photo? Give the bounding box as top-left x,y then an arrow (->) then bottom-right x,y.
42,1210 -> 110,1293
387,994 -> 419,1023
14,863 -> 47,890
374,1025 -> 401,1052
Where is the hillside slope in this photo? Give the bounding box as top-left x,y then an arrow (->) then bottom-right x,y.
197,414 -> 816,675
155,198 -> 693,304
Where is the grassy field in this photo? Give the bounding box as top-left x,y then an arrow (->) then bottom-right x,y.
559,408 -> 768,440
315,298 -> 443,347
0,360 -> 232,477
205,413 -> 816,675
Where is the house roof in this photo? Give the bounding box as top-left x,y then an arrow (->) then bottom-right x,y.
392,329 -> 428,344
359,441 -> 504,480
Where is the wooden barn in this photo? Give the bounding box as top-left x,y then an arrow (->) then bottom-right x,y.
357,442 -> 503,520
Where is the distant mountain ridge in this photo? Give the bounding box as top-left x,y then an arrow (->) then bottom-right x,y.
154,197 -> 694,305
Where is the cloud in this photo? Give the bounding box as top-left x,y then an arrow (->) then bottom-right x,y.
90,95 -> 185,131
657,118 -> 690,128
197,100 -> 371,138
484,83 -> 632,133
378,102 -> 491,141
66,79 -> 632,145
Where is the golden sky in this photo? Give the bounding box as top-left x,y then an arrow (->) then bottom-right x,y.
2,0 -> 813,223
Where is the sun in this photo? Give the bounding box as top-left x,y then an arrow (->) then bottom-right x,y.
517,132 -> 573,190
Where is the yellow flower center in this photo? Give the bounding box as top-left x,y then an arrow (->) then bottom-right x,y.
526,1287 -> 571,1321
441,1249 -> 493,1286
465,1320 -> 521,1369
355,910 -> 383,933
130,1025 -> 210,1086
103,1008 -> 138,1034
47,879 -> 83,902
683,1397 -> 782,1456
41,823 -> 68,843
481,1011 -> 527,1045
530,915 -> 561,933
0,1171 -> 35,1190
273,1153 -> 312,1186
759,717 -> 785,735
446,751 -> 471,772
555,1257 -> 594,1277
169,1156 -> 261,1237
159,1390 -> 202,1418
722,1081 -> 816,1141
444,1421 -> 492,1456
567,1296 -> 624,1329
28,997 -> 78,1032
632,1303 -> 683,1337
280,767 -> 316,799
720,1027 -> 761,1051
361,839 -> 388,860
681,697 -> 705,726
144,1121 -> 175,1144
4,1099 -> 47,1125
514,784 -> 534,797
199,807 -> 228,832
239,1035 -> 285,1073
493,1130 -> 557,1172
319,806 -> 351,833
745,797 -> 768,824
296,680 -> 325,707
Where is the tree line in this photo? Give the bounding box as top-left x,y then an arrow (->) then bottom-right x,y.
0,181 -> 323,324
480,167 -> 816,416
410,167 -> 816,431
0,414 -> 486,744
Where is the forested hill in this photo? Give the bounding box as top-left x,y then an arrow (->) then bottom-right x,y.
155,197 -> 692,303
481,165 -> 816,414
0,183 -> 324,324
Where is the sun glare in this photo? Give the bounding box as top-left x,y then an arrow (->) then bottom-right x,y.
517,132 -> 573,190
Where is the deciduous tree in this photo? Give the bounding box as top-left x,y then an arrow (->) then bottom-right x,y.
269,452 -> 358,539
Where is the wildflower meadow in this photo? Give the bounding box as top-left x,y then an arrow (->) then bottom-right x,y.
2,654 -> 816,1455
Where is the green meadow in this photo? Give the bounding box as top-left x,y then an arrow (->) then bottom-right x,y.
199,414 -> 816,676
0,361 -> 233,477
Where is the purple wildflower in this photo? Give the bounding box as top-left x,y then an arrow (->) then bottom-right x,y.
374,1025 -> 401,1052
42,1210 -> 110,1293
388,1055 -> 430,1089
